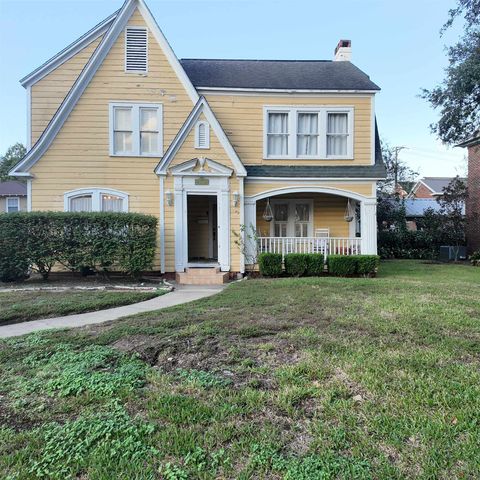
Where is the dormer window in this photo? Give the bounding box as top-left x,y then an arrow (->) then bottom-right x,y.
125,27 -> 148,73
195,121 -> 210,149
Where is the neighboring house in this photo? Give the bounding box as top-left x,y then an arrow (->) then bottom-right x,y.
9,0 -> 385,281
395,181 -> 416,198
402,199 -> 465,231
0,181 -> 27,213
409,177 -> 466,199
456,131 -> 480,254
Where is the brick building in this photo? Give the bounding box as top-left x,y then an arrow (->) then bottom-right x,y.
457,131 -> 480,254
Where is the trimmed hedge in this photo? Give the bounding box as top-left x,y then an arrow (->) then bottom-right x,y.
0,212 -> 158,281
258,252 -> 282,277
306,254 -> 325,276
284,253 -> 308,276
328,254 -> 379,277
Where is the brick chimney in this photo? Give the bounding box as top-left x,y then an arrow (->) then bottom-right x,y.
457,131 -> 480,254
334,40 -> 352,61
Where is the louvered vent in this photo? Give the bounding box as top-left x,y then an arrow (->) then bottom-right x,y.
195,121 -> 210,149
125,27 -> 148,72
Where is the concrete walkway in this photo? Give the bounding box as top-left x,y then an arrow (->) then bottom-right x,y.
0,284 -> 225,339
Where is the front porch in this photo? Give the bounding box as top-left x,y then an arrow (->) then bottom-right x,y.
244,188 -> 377,264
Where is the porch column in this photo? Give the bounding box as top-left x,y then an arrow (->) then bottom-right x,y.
360,199 -> 378,254
174,178 -> 185,272
218,188 -> 231,272
244,199 -> 257,265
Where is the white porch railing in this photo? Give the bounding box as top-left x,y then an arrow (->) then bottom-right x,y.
257,237 -> 362,261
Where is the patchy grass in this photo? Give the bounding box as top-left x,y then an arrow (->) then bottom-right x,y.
0,260 -> 479,479
0,289 -> 165,325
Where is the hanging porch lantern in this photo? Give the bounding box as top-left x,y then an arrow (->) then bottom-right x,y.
344,199 -> 355,222
263,198 -> 274,222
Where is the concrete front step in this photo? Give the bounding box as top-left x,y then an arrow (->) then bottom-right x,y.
176,268 -> 229,285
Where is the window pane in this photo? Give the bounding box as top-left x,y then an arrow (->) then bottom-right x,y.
274,204 -> 288,222
295,204 -> 309,222
268,113 -> 288,134
140,132 -> 158,154
327,113 -> 348,134
297,113 -> 318,134
7,198 -> 19,213
274,223 -> 287,237
295,223 -> 308,237
102,194 -> 123,212
268,135 -> 288,155
114,108 -> 132,130
114,132 -> 133,154
140,108 -> 158,131
327,135 -> 347,156
70,195 -> 92,212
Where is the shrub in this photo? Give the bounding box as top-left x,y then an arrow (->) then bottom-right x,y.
470,250 -> 480,266
0,213 -> 29,281
305,254 -> 325,276
0,212 -> 157,281
328,255 -> 380,277
258,252 -> 282,277
328,255 -> 358,276
284,253 -> 308,276
356,255 -> 380,276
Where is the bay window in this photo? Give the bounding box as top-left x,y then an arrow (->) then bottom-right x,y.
264,106 -> 353,159
110,103 -> 162,156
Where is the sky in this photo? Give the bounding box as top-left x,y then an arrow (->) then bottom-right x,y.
0,0 -> 468,178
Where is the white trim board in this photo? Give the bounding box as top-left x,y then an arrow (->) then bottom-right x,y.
197,87 -> 378,95
155,96 -> 246,177
10,0 -> 199,177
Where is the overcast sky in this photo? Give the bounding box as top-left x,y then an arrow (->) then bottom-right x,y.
0,0 -> 468,177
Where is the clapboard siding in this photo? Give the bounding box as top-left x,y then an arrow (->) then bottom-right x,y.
204,94 -> 373,165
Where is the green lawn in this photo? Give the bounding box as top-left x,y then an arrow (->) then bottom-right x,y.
0,261 -> 479,479
0,289 -> 165,326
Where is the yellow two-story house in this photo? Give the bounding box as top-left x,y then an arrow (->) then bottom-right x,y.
11,0 -> 385,281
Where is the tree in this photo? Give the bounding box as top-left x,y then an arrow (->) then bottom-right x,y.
422,0 -> 480,144
377,139 -> 418,196
0,143 -> 26,181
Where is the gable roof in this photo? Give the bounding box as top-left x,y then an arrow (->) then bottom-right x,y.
0,181 -> 27,196
456,130 -> 480,148
412,177 -> 466,196
155,96 -> 247,177
10,0 -> 199,177
180,59 -> 380,91
20,11 -> 118,88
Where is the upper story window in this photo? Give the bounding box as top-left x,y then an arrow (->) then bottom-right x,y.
6,197 -> 20,213
109,103 -> 162,157
64,188 -> 129,212
195,121 -> 210,149
264,106 -> 353,160
125,27 -> 148,73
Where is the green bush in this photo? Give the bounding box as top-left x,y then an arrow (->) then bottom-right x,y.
305,254 -> 325,276
328,255 -> 358,276
0,212 -> 157,281
470,250 -> 480,266
258,252 -> 283,277
328,255 -> 380,277
284,253 -> 308,276
356,255 -> 380,276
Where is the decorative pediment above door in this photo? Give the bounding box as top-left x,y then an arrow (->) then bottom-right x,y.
170,157 -> 234,177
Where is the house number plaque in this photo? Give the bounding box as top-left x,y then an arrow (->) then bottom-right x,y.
195,177 -> 209,186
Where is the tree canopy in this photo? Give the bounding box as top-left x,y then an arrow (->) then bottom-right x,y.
0,143 -> 26,181
422,0 -> 480,144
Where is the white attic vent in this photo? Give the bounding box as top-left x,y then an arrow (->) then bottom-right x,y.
125,27 -> 148,73
195,121 -> 210,149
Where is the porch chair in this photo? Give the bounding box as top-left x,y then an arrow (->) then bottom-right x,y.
314,228 -> 330,255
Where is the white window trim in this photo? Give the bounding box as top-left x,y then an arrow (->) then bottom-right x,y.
6,196 -> 20,213
64,188 -> 129,212
263,106 -> 354,160
124,26 -> 149,74
194,120 -> 210,149
269,198 -> 314,237
109,102 -> 163,157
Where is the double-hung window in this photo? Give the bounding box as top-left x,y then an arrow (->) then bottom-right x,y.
110,103 -> 162,156
6,197 -> 20,213
267,112 -> 289,156
264,106 -> 353,159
